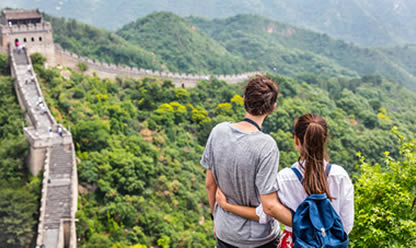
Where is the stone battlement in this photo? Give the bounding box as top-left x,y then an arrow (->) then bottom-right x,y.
0,22 -> 51,34
54,45 -> 260,87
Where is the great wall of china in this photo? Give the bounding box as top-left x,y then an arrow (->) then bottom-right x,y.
54,45 -> 259,87
10,45 -> 77,248
0,9 -> 257,248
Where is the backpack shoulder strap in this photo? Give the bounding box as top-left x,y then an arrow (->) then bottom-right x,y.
292,163 -> 332,184
326,163 -> 332,177
291,167 -> 303,184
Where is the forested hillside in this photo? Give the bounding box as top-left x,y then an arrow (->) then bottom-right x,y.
117,12 -> 248,74
2,0 -> 416,46
379,44 -> 416,77
189,14 -> 416,91
0,54 -> 40,248
42,12 -> 416,91
43,14 -> 164,71
31,52 -> 415,247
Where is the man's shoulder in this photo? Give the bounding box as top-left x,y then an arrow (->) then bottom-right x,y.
210,122 -> 231,136
213,121 -> 230,130
254,133 -> 278,154
260,133 -> 277,145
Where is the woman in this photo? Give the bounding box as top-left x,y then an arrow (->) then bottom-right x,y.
216,113 -> 354,248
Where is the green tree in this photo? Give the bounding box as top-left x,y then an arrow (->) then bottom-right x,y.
350,129 -> 416,247
85,233 -> 113,248
30,52 -> 46,67
73,120 -> 111,151
78,62 -> 89,72
0,181 -> 39,248
0,53 -> 9,75
216,102 -> 233,116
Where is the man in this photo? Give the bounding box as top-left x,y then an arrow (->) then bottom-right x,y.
201,75 -> 292,248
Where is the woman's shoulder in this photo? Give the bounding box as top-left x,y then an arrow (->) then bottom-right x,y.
278,162 -> 351,180
328,163 -> 351,178
328,163 -> 353,188
278,162 -> 301,180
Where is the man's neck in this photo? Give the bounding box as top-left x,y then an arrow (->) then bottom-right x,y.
244,113 -> 265,128
233,113 -> 266,132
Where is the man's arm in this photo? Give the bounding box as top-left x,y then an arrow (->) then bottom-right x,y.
260,192 -> 292,227
206,169 -> 217,214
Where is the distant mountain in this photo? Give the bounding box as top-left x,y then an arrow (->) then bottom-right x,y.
379,45 -> 416,77
2,0 -> 416,46
116,12 -> 248,74
189,14 -> 416,90
40,12 -> 416,90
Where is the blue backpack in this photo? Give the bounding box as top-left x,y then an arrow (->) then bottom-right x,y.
291,164 -> 348,248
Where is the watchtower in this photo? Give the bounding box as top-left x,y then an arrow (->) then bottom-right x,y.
0,9 -> 55,65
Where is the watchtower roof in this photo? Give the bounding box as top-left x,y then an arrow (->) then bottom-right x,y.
3,9 -> 41,20
1,9 -> 42,25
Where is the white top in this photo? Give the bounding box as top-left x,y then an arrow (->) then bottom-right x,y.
256,161 -> 354,234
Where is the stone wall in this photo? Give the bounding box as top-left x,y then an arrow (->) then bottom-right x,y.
10,46 -> 77,248
54,45 -> 260,87
35,148 -> 50,247
11,58 -> 56,130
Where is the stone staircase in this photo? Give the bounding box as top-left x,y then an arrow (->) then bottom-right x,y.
13,49 -> 29,65
44,145 -> 73,230
10,46 -> 77,248
13,49 -> 54,132
49,145 -> 73,177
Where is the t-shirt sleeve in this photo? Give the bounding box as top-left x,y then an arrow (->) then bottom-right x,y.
256,204 -> 273,224
256,145 -> 279,195
200,129 -> 214,169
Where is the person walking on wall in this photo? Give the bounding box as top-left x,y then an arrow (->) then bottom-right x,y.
15,40 -> 20,53
216,113 -> 354,248
201,75 -> 292,248
57,126 -> 63,137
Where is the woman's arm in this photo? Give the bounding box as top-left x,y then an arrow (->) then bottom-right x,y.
216,188 -> 259,221
205,170 -> 217,215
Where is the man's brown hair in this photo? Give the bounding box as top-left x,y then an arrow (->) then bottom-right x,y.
244,74 -> 279,116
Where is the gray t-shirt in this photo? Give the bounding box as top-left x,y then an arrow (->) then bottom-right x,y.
201,122 -> 280,247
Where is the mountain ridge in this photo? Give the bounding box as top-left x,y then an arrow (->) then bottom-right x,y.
2,0 -> 416,46
38,12 -> 416,90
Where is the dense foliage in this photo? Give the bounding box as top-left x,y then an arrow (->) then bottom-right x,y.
117,12 -> 247,74
380,44 -> 416,77
0,53 -> 9,75
33,51 -> 416,246
43,14 -> 164,71
349,130 -> 416,247
0,74 -> 40,248
3,0 -> 416,46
